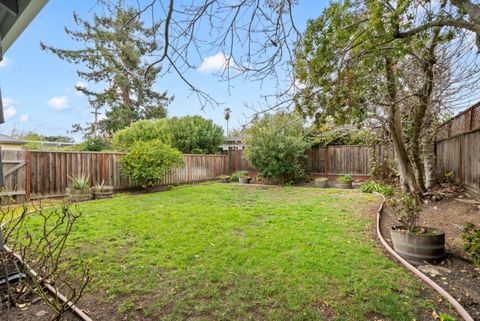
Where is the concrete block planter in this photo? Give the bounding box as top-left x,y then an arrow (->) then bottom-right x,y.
238,177 -> 251,184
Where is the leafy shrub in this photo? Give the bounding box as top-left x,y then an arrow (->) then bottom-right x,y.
112,119 -> 171,151
462,222 -> 480,265
230,170 -> 248,182
336,175 -> 352,183
243,113 -> 312,184
120,140 -> 184,187
68,174 -> 90,190
360,181 -> 394,196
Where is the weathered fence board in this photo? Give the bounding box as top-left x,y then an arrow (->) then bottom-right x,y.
228,145 -> 388,176
225,150 -> 255,173
436,129 -> 480,194
1,150 -> 27,202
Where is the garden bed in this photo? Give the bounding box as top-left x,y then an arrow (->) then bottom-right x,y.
380,194 -> 480,320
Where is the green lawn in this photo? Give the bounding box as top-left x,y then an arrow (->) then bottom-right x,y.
57,184 -> 445,320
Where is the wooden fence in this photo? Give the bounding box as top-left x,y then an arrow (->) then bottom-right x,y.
436,102 -> 480,140
436,129 -> 480,196
1,150 -> 227,201
226,145 -> 388,176
1,150 -> 27,202
305,145 -> 387,176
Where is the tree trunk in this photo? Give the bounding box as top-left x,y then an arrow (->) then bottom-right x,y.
422,122 -> 436,189
412,26 -> 441,191
385,56 -> 420,194
410,104 -> 427,192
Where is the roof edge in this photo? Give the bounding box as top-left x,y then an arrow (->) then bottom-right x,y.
1,0 -> 49,53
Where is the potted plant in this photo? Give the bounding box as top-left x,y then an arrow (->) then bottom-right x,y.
92,180 -> 114,199
314,177 -> 329,188
66,174 -> 92,202
218,175 -> 231,183
335,175 -> 352,189
233,171 -> 250,184
389,193 -> 445,265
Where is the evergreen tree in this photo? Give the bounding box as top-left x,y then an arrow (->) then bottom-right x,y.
41,6 -> 171,136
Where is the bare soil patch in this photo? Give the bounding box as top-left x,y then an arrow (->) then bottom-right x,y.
380,192 -> 480,320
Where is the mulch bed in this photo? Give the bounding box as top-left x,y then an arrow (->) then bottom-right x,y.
380,191 -> 480,320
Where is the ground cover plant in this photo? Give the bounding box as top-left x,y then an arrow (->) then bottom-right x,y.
463,223 -> 480,265
37,183 -> 456,320
361,181 -> 395,196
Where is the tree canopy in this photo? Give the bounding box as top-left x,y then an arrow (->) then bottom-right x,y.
112,116 -> 224,154
41,6 -> 171,136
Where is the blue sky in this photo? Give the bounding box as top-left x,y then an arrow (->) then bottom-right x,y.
0,1 -> 322,141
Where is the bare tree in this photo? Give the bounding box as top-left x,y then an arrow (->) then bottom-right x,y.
1,202 -> 91,321
92,0 -> 302,111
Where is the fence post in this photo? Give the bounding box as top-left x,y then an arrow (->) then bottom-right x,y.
224,153 -> 228,174
25,150 -> 31,201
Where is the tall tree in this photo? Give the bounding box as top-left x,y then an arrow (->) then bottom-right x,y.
224,107 -> 231,136
41,6 -> 171,136
294,1 -> 433,194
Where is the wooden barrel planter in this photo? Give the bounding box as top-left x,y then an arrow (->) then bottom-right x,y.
314,178 -> 329,188
390,226 -> 445,265
335,181 -> 352,189
93,186 -> 114,199
66,188 -> 92,202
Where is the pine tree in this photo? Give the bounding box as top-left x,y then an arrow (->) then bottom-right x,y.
41,6 -> 171,136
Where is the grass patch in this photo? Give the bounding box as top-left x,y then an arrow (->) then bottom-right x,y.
26,184 -> 445,320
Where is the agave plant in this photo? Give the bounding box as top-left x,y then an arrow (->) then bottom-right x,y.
68,174 -> 90,190
93,180 -> 113,192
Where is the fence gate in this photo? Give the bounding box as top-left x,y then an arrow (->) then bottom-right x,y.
1,150 -> 27,203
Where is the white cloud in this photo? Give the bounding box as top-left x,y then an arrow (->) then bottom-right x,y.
48,95 -> 70,111
2,97 -> 17,121
0,56 -> 11,69
75,81 -> 87,96
19,114 -> 29,122
197,53 -> 233,73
